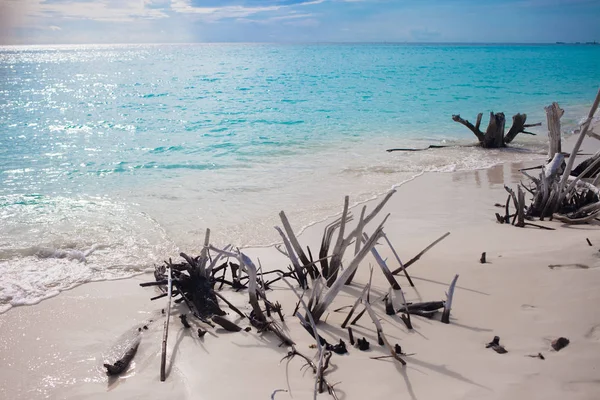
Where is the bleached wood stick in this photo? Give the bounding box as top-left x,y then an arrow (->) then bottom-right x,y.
279,277 -> 339,399
320,214 -> 353,283
354,206 -> 367,256
362,232 -> 401,290
206,243 -> 230,277
396,287 -> 412,329
198,228 -> 211,277
328,196 -> 350,284
382,232 -> 414,287
545,102 -> 564,159
311,222 -> 386,323
275,226 -> 307,288
555,88 -> 600,211
364,302 -> 406,365
160,266 -> 172,382
564,150 -> 600,194
545,153 -> 565,178
342,190 -> 396,249
340,281 -> 370,328
279,211 -> 316,278
441,274 -> 459,324
391,232 -> 450,274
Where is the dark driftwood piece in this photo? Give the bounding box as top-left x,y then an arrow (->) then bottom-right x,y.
104,340 -> 140,376
212,315 -> 242,332
486,336 -> 508,354
452,112 -> 540,148
386,144 -> 461,152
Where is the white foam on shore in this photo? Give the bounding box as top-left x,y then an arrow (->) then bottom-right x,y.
0,195 -> 177,313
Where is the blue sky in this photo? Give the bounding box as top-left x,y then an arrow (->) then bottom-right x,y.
1,0 -> 599,44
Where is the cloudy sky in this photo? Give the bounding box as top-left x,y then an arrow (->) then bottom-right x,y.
1,0 -> 599,44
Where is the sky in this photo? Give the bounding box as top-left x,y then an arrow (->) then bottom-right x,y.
1,0 -> 599,45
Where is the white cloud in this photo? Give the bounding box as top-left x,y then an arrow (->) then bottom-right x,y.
5,0 -> 169,24
170,0 -> 324,21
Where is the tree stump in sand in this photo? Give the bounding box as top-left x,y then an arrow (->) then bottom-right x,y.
545,102 -> 564,159
452,112 -> 541,148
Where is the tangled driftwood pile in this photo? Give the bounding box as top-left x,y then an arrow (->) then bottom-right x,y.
497,89 -> 600,227
100,190 -> 458,398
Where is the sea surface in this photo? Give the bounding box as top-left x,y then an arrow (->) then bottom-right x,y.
1,43 -> 599,312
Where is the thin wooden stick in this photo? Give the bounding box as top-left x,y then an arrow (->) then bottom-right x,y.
391,232 -> 450,274
363,232 -> 401,290
382,232 -> 414,286
364,302 -> 406,365
396,287 -> 412,329
213,291 -> 245,319
198,228 -> 211,277
160,266 -> 172,382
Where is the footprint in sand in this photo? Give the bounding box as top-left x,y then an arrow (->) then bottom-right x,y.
585,325 -> 600,342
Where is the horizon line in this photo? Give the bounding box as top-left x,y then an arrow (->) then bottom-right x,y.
1,39 -> 599,47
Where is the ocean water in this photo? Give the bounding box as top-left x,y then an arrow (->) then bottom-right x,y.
1,43 -> 599,312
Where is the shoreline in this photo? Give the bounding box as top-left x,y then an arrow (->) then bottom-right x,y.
0,112 -> 592,315
2,122 -> 600,399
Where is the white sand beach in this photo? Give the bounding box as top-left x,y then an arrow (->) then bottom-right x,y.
1,124 -> 600,400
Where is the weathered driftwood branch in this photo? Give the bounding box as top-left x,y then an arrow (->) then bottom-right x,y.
274,226 -> 307,289
382,232 -> 414,287
553,88 -> 600,213
280,277 -> 340,399
396,288 -> 412,329
545,102 -> 564,159
362,232 -> 401,290
279,211 -> 318,281
452,112 -> 539,148
311,221 -> 386,323
502,91 -> 600,226
441,274 -> 459,324
160,266 -> 172,382
391,232 -> 450,274
364,302 -> 406,365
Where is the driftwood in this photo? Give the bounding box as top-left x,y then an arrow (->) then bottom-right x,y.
441,275 -> 458,324
497,91 -> 600,226
363,232 -> 401,290
103,327 -> 143,376
132,190 -> 460,396
275,192 -> 395,323
104,341 -> 139,375
160,266 -> 172,382
364,301 -> 406,365
382,232 -> 414,286
545,102 -> 564,159
452,112 -> 540,148
391,232 -> 450,274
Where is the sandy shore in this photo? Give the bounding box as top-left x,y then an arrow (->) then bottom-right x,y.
2,129 -> 600,399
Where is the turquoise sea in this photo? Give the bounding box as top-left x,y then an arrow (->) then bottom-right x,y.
1,43 -> 599,311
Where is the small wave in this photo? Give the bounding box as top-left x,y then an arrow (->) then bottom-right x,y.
148,145 -> 185,154
0,194 -> 177,313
